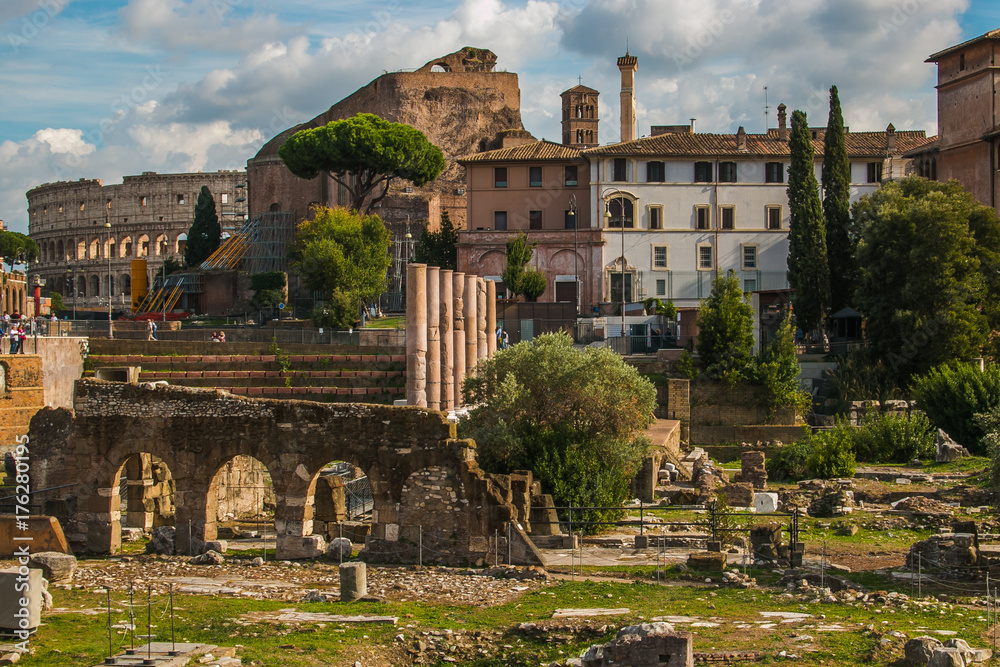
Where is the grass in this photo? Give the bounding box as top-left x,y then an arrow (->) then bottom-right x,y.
22,570 -> 990,667
364,316 -> 405,330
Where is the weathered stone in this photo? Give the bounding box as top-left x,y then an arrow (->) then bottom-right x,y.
204,540 -> 228,554
327,537 -> 353,561
905,636 -> 943,665
749,522 -> 784,562
753,492 -> 779,514
740,451 -> 767,490
0,652 -> 21,665
340,562 -> 368,601
249,557 -> 264,567
721,483 -> 754,507
686,552 -> 726,571
936,429 -> 968,463
145,526 -> 175,555
929,646 -> 966,667
581,622 -> 693,667
834,522 -> 858,536
28,551 -> 76,583
191,550 -> 225,565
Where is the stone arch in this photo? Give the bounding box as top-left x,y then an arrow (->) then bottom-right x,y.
89,238 -> 100,260
76,239 -> 86,260
90,274 -> 100,297
119,236 -> 132,258
120,273 -> 131,295
137,234 -> 149,257
175,233 -> 187,256
429,62 -> 451,73
268,203 -> 281,212
155,234 -> 168,256
78,278 -> 86,298
104,236 -> 116,259
121,453 -> 176,531
205,453 -> 278,548
57,240 -> 64,261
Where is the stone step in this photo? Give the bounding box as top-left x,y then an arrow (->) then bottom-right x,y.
89,354 -> 406,366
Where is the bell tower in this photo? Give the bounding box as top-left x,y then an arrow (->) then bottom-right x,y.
560,83 -> 600,148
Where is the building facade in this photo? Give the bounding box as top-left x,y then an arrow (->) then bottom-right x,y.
27,170 -> 246,312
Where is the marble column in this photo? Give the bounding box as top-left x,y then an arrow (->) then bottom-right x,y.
439,269 -> 454,412
452,272 -> 466,406
477,277 -> 488,362
486,280 -> 497,357
426,266 -> 441,411
405,263 -> 427,408
464,274 -> 479,377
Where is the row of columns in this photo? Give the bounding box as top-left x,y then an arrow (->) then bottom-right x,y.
406,264 -> 497,410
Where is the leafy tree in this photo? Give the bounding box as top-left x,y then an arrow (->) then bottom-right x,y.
279,113 -> 446,216
755,314 -> 810,415
520,269 -> 546,301
0,231 -> 38,267
414,211 -> 458,270
696,270 -> 755,386
290,207 -> 391,328
161,258 -> 186,275
460,333 -> 656,529
822,86 -> 855,312
250,272 -> 287,311
47,291 -> 65,312
911,362 -> 1000,453
501,233 -> 536,299
853,177 -> 998,380
184,186 -> 221,267
787,109 -> 830,333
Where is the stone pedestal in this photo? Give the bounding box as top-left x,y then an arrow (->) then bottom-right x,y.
426,266 -> 441,410
340,561 -> 367,601
405,264 -> 428,407
0,567 -> 42,632
453,272 -> 465,406
439,269 -> 454,412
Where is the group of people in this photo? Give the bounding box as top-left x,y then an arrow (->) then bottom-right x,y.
145,319 -> 158,341
210,331 -> 227,343
1,313 -> 31,354
495,325 -> 509,350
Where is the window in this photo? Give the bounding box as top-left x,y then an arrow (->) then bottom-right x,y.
494,167 -> 507,188
765,162 -> 784,183
744,279 -> 757,293
79,202 -> 85,211
564,209 -> 576,229
221,193 -> 230,204
766,206 -> 782,230
647,161 -> 665,182
564,165 -> 578,186
652,245 -> 668,269
742,244 -> 758,270
140,197 -> 147,206
720,206 -> 734,229
698,245 -> 713,270
529,166 -> 542,187
655,279 -> 666,297
529,210 -> 542,230
610,272 -> 633,304
648,206 -> 663,230
613,158 -> 627,182
719,161 -> 737,183
494,211 -> 507,231
867,162 -> 883,183
606,197 -> 634,228
960,53 -> 966,71
177,194 -> 185,205
695,205 -> 711,230
694,161 -> 713,182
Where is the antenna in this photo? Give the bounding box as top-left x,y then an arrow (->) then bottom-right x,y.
764,86 -> 769,132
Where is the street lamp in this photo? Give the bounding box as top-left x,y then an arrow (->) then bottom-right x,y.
567,193 -> 578,314
105,221 -> 113,339
602,187 -> 628,340
66,267 -> 76,321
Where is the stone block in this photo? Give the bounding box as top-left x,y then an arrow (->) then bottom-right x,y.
929,647 -> 965,667
28,551 -> 77,583
191,550 -> 225,565
581,622 -> 693,667
203,540 -> 228,554
277,534 -> 325,560
145,526 -> 175,555
721,483 -> 754,507
905,636 -> 943,666
327,537 -> 353,561
753,492 -> 779,514
340,562 -> 367,601
634,535 -> 648,549
687,552 -> 726,571
0,567 -> 42,632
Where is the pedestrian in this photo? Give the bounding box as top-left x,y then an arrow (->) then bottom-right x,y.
211,332 -> 220,343
218,331 -> 226,343
501,330 -> 509,349
17,325 -> 26,354
146,319 -> 154,341
151,320 -> 158,341
9,325 -> 19,355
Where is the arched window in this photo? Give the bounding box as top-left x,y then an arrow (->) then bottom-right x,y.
90,275 -> 100,297
104,237 -> 116,259
120,274 -> 131,295
137,235 -> 150,258
605,196 -> 635,229
175,233 -> 187,255
155,234 -> 168,256
57,240 -> 64,261
89,238 -> 100,259
269,203 -> 281,212
120,236 -> 133,258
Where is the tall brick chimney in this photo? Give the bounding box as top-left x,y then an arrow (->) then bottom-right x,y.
886,123 -> 896,152
737,126 -> 747,152
777,104 -> 788,141
617,52 -> 638,142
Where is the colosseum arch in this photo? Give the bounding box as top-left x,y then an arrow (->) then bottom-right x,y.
175,233 -> 187,255
154,234 -> 168,256
120,274 -> 131,295
76,239 -> 86,260
88,238 -> 100,260
104,237 -> 116,259
137,234 -> 149,257
119,236 -> 133,258
89,275 -> 100,298
56,240 -> 64,261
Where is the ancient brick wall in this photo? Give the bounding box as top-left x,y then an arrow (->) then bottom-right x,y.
0,356 -> 46,456
29,379 -> 543,566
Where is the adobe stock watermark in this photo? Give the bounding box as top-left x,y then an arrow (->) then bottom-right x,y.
6,0 -> 66,53
337,0 -> 403,60
11,435 -> 34,653
878,0 -> 930,38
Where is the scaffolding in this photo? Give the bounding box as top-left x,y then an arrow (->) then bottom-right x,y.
200,211 -> 296,274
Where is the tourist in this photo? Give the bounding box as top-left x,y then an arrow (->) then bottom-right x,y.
146,319 -> 155,341
17,325 -> 26,354
211,332 -> 220,343
151,320 -> 158,341
218,331 -> 226,343
501,330 -> 509,349
8,325 -> 19,354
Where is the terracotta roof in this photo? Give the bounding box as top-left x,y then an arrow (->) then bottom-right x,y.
582,128 -> 934,159
927,29 -> 1000,62
458,140 -> 584,163
562,84 -> 599,95
902,137 -> 939,157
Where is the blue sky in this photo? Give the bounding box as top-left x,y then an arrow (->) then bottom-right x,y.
1,0 -> 997,232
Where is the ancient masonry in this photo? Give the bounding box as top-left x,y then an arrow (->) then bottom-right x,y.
0,356 -> 45,455
28,380 -> 544,566
405,264 -> 496,409
27,170 -> 246,309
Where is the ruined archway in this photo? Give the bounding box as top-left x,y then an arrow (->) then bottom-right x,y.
207,454 -> 276,553
119,453 -> 176,531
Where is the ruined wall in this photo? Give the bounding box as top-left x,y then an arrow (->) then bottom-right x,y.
29,380 -> 542,566
0,356 -> 46,456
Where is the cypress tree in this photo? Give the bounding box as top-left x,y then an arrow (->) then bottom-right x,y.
822,86 -> 855,312
786,109 -> 830,334
184,186 -> 221,267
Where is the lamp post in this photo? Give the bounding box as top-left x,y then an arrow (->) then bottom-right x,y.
66,267 -> 76,321
601,187 -> 627,341
567,193 -> 578,314
105,221 -> 113,339
161,237 -> 168,323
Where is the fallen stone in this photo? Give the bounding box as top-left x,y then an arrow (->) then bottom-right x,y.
896,478 -> 912,485
340,562 -> 367,601
0,652 -> 20,665
146,526 -> 175,555
327,537 -> 352,561
580,622 -> 692,667
553,608 -> 631,618
834,523 -> 858,537
929,647 -> 965,667
204,540 -> 228,554
28,551 -> 77,583
191,550 -> 225,565
905,636 -> 943,665
121,527 -> 144,542
753,492 -> 779,514
248,557 -> 264,567
687,552 -> 726,572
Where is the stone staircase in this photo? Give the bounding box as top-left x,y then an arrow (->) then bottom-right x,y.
86,353 -> 407,404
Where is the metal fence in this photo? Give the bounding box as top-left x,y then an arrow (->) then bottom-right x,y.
343,476 -> 373,519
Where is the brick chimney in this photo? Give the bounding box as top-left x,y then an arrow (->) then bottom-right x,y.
777,104 -> 788,141
886,123 -> 896,152
617,52 -> 638,142
737,126 -> 747,152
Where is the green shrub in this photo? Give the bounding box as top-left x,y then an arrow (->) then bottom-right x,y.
677,349 -> 698,380
767,439 -> 814,481
806,430 -> 856,479
911,362 -> 1000,454
851,410 -> 936,463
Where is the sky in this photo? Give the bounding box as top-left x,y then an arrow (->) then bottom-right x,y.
1,0 -> 999,233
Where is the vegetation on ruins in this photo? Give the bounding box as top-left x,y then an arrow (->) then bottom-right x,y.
278,113 -> 446,216
853,177 -> 1000,381
414,210 -> 458,270
460,332 -> 656,528
768,429 -> 856,480
696,270 -> 755,386
184,186 -> 221,268
290,207 -> 391,329
501,232 -> 546,301
822,85 -> 856,313
786,109 -> 831,334
911,362 -> 1000,454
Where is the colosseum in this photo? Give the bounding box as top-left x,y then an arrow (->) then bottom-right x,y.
27,170 -> 246,313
